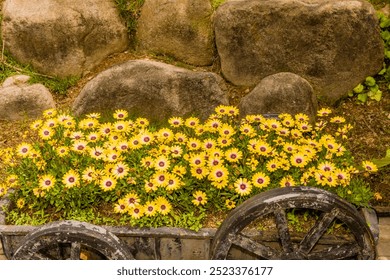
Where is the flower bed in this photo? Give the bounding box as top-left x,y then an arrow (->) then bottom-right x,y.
0,106 -> 378,230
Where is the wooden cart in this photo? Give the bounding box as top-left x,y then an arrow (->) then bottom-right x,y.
0,186 -> 379,260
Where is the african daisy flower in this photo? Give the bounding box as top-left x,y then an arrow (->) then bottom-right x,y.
62,170 -> 80,188
39,174 -> 56,190
192,191 -> 207,206
234,178 -> 252,196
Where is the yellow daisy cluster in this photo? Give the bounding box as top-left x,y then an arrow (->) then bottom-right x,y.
0,105 -> 377,228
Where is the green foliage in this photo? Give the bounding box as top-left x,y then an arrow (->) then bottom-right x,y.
211,0 -> 226,10
350,12 -> 390,103
114,0 -> 145,45
372,149 -> 390,168
0,106 -> 377,229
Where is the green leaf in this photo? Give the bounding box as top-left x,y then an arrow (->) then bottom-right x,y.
357,93 -> 368,103
372,158 -> 390,168
386,149 -> 390,158
370,90 -> 382,102
353,83 -> 364,93
365,76 -> 376,87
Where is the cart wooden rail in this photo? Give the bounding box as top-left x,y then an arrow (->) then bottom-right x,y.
0,186 -> 379,260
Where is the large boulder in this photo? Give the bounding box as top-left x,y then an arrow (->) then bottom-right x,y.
214,0 -> 384,104
72,60 -> 229,120
1,0 -> 129,78
137,0 -> 215,66
239,72 -> 317,122
0,75 -> 56,120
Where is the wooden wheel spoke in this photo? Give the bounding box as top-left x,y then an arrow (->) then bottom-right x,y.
307,243 -> 360,260
274,208 -> 293,253
298,208 -> 339,254
231,233 -> 280,259
70,242 -> 81,260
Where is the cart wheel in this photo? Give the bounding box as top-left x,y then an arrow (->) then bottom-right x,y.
211,186 -> 376,260
12,220 -> 134,260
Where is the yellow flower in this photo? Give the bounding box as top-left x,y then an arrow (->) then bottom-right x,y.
205,119 -> 222,132
217,137 -> 232,148
16,143 -> 33,158
154,155 -> 170,171
255,141 -> 273,156
191,166 -> 209,180
225,199 -> 236,210
113,109 -> 128,120
32,187 -> 45,197
318,161 -> 336,172
362,161 -> 378,173
215,105 -> 229,116
234,178 -> 252,196
266,159 -> 280,172
165,174 -> 183,191
290,153 -> 308,168
99,175 -> 117,191
172,165 -> 187,177
62,170 -> 80,188
6,175 -> 19,187
187,138 -> 202,150
252,172 -> 270,188
225,148 -> 243,163
168,117 -> 184,127
203,139 -> 217,150
185,117 -> 200,129
144,201 -> 158,217
89,146 -> 105,160
139,131 -> 153,145
123,192 -> 140,208
56,146 -> 69,157
39,174 -> 56,190
79,118 -> 99,130
114,199 -> 128,214
280,175 -> 296,187
144,180 -> 158,193
209,165 -> 229,181
112,162 -> 129,179
128,206 -> 144,219
189,152 -> 206,167
30,119 -> 43,130
42,108 -> 57,118
99,123 -> 113,136
86,112 -> 101,119
128,136 -> 142,150
280,115 -> 295,127
153,171 -> 169,187
330,116 -> 346,123
174,132 -> 187,144
211,179 -> 228,189
374,192 -> 383,201
135,117 -> 149,127
86,132 -> 101,142
82,166 -> 98,182
0,185 -> 8,197
155,197 -> 172,215
317,108 -> 332,117
170,145 -> 183,158
141,156 -> 154,169
218,124 -> 235,138
192,191 -> 207,206
16,198 -> 25,209
295,113 -> 309,123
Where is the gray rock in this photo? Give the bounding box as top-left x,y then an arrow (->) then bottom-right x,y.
1,0 -> 129,78
239,72 -> 318,122
0,79 -> 56,120
2,75 -> 31,87
72,60 -> 229,120
214,0 -> 384,104
137,0 -> 215,66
